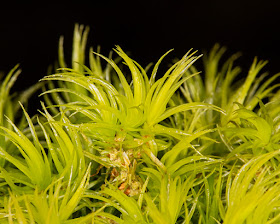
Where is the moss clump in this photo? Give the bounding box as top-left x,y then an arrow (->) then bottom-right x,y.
0,24 -> 279,223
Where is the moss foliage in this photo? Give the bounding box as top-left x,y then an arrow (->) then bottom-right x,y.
0,24 -> 280,223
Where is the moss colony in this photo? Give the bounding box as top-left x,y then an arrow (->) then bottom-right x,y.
0,24 -> 280,224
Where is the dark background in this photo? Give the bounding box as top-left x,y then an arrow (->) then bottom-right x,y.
1,1 -> 280,93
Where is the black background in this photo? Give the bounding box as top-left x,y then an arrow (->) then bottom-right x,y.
1,1 -> 280,93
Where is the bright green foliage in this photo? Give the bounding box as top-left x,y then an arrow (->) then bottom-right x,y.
0,24 -> 280,223
224,151 -> 280,224
0,106 -> 52,192
0,65 -> 42,168
0,164 -> 91,223
143,170 -> 195,224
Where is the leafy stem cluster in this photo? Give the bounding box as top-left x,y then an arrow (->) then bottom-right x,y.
0,24 -> 280,223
